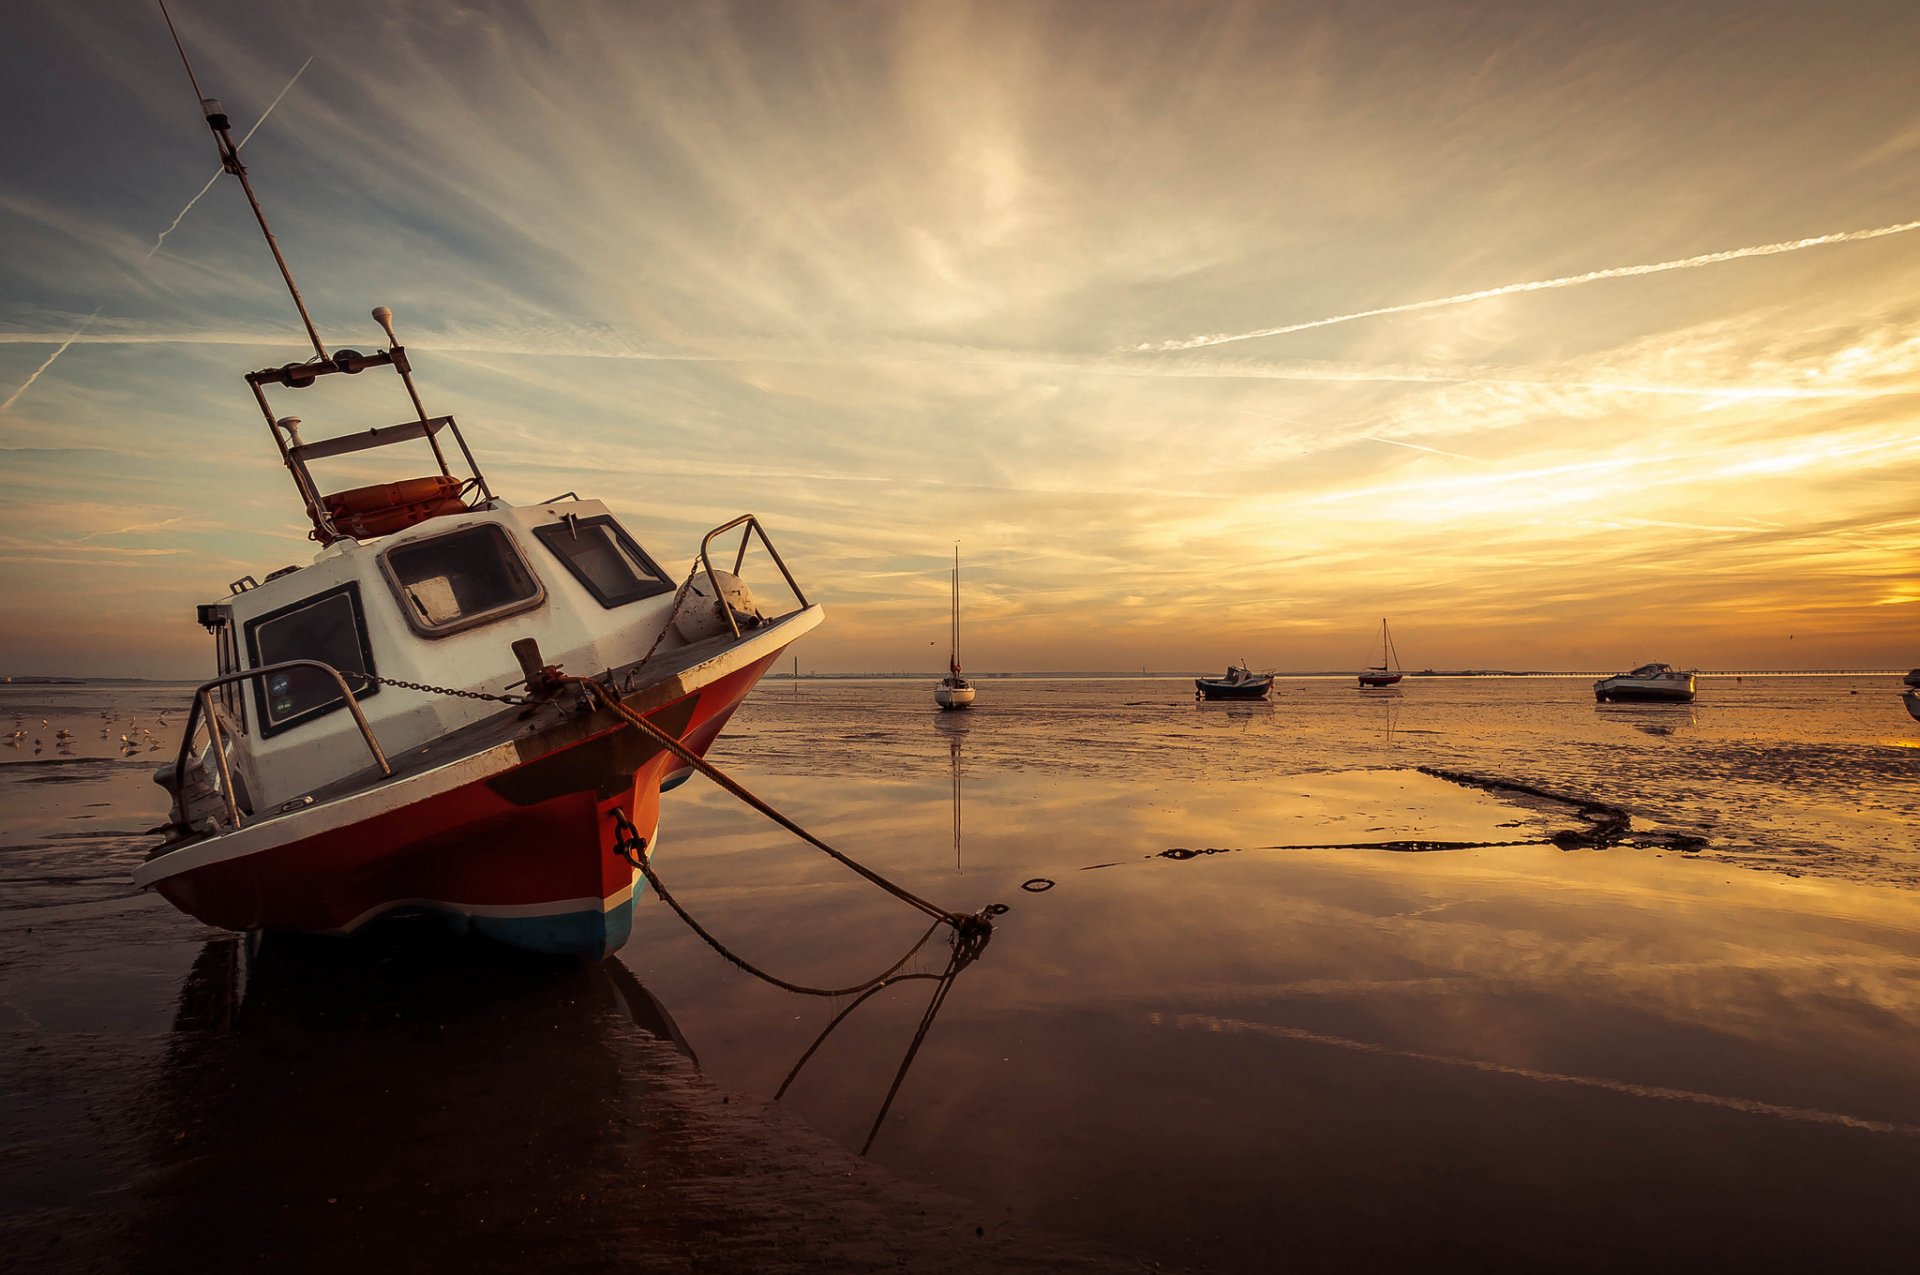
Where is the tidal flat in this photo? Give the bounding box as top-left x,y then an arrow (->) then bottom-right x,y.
4,675 -> 1918,1272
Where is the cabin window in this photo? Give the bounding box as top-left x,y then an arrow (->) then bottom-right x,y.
243,583 -> 379,738
532,515 -> 672,608
380,523 -> 545,636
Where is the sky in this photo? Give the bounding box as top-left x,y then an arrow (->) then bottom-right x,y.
2,0 -> 1918,677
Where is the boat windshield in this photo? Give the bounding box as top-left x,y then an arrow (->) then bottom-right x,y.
381,523 -> 545,636
532,515 -> 672,608
244,583 -> 379,736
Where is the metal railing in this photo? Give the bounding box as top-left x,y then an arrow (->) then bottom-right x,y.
171,659 -> 392,833
697,515 -> 811,638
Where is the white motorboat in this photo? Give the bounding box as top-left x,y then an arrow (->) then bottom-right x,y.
1594,663 -> 1696,703
1195,664 -> 1274,701
935,547 -> 975,710
129,17 -> 821,960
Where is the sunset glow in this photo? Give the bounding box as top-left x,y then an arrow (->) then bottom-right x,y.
2,1 -> 1917,676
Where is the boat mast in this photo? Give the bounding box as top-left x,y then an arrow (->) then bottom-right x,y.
949,544 -> 961,677
158,0 -> 327,362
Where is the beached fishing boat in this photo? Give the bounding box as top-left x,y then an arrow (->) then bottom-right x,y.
934,547 -> 975,710
1195,664 -> 1273,701
1593,663 -> 1696,703
131,36 -> 820,958
1358,618 -> 1403,687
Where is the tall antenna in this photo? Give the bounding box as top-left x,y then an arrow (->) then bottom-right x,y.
157,0 -> 328,361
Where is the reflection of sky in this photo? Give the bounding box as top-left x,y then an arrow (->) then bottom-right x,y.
3,1 -> 1920,675
637,763 -> 1920,1269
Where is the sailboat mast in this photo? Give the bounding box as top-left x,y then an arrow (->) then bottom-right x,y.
954,545 -> 960,669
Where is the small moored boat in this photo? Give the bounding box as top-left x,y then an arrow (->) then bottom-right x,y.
1195,664 -> 1274,701
1594,663 -> 1696,703
1358,619 -> 1403,687
131,43 -> 821,959
934,546 -> 975,710
1904,668 -> 1920,689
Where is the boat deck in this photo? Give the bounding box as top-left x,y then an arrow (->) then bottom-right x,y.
148,607 -> 819,859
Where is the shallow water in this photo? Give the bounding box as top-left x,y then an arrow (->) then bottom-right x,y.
3,676 -> 1919,1271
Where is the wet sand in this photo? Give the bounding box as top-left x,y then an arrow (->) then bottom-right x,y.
5,677 -> 1920,1271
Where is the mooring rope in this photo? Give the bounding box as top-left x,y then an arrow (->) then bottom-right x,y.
555,672 -> 1005,1008
566,675 -> 990,929
612,804 -> 954,997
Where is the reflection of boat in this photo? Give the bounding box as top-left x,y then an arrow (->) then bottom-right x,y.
131,30 -> 819,959
138,925 -> 699,1270
934,547 -> 975,710
1596,702 -> 1696,736
950,732 -> 964,871
1195,664 -> 1273,700
1594,663 -> 1696,703
144,909 -> 985,1264
1358,618 -> 1403,687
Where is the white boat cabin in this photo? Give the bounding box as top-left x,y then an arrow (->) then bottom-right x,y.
195,496 -> 709,811
162,303 -> 805,828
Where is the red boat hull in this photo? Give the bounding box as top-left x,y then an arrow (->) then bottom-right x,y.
144,655 -> 777,959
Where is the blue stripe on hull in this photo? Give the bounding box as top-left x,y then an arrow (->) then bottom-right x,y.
470,895 -> 636,960
433,876 -> 648,960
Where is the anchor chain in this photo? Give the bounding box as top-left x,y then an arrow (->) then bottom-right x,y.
347,672 -> 531,705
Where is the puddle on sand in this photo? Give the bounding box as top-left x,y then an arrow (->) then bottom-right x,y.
623,763 -> 1920,1274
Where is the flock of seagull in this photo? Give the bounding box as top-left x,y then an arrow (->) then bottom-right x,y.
6,710 -> 171,757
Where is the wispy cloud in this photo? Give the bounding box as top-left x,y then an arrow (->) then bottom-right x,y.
0,55 -> 314,416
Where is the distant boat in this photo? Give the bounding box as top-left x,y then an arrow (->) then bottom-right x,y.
1594,663 -> 1696,703
935,547 -> 975,710
1195,664 -> 1273,701
1358,619 -> 1403,687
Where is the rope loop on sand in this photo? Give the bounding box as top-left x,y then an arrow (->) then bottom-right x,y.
574,675 -> 1006,999
615,804 -> 952,997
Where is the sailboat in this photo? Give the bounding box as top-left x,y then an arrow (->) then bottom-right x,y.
1358,619 -> 1403,687
934,547 -> 975,710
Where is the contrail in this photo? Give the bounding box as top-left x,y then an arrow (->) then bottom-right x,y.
148,55 -> 314,258
1362,434 -> 1480,461
0,309 -> 102,415
1141,218 -> 1920,352
0,57 -> 314,417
